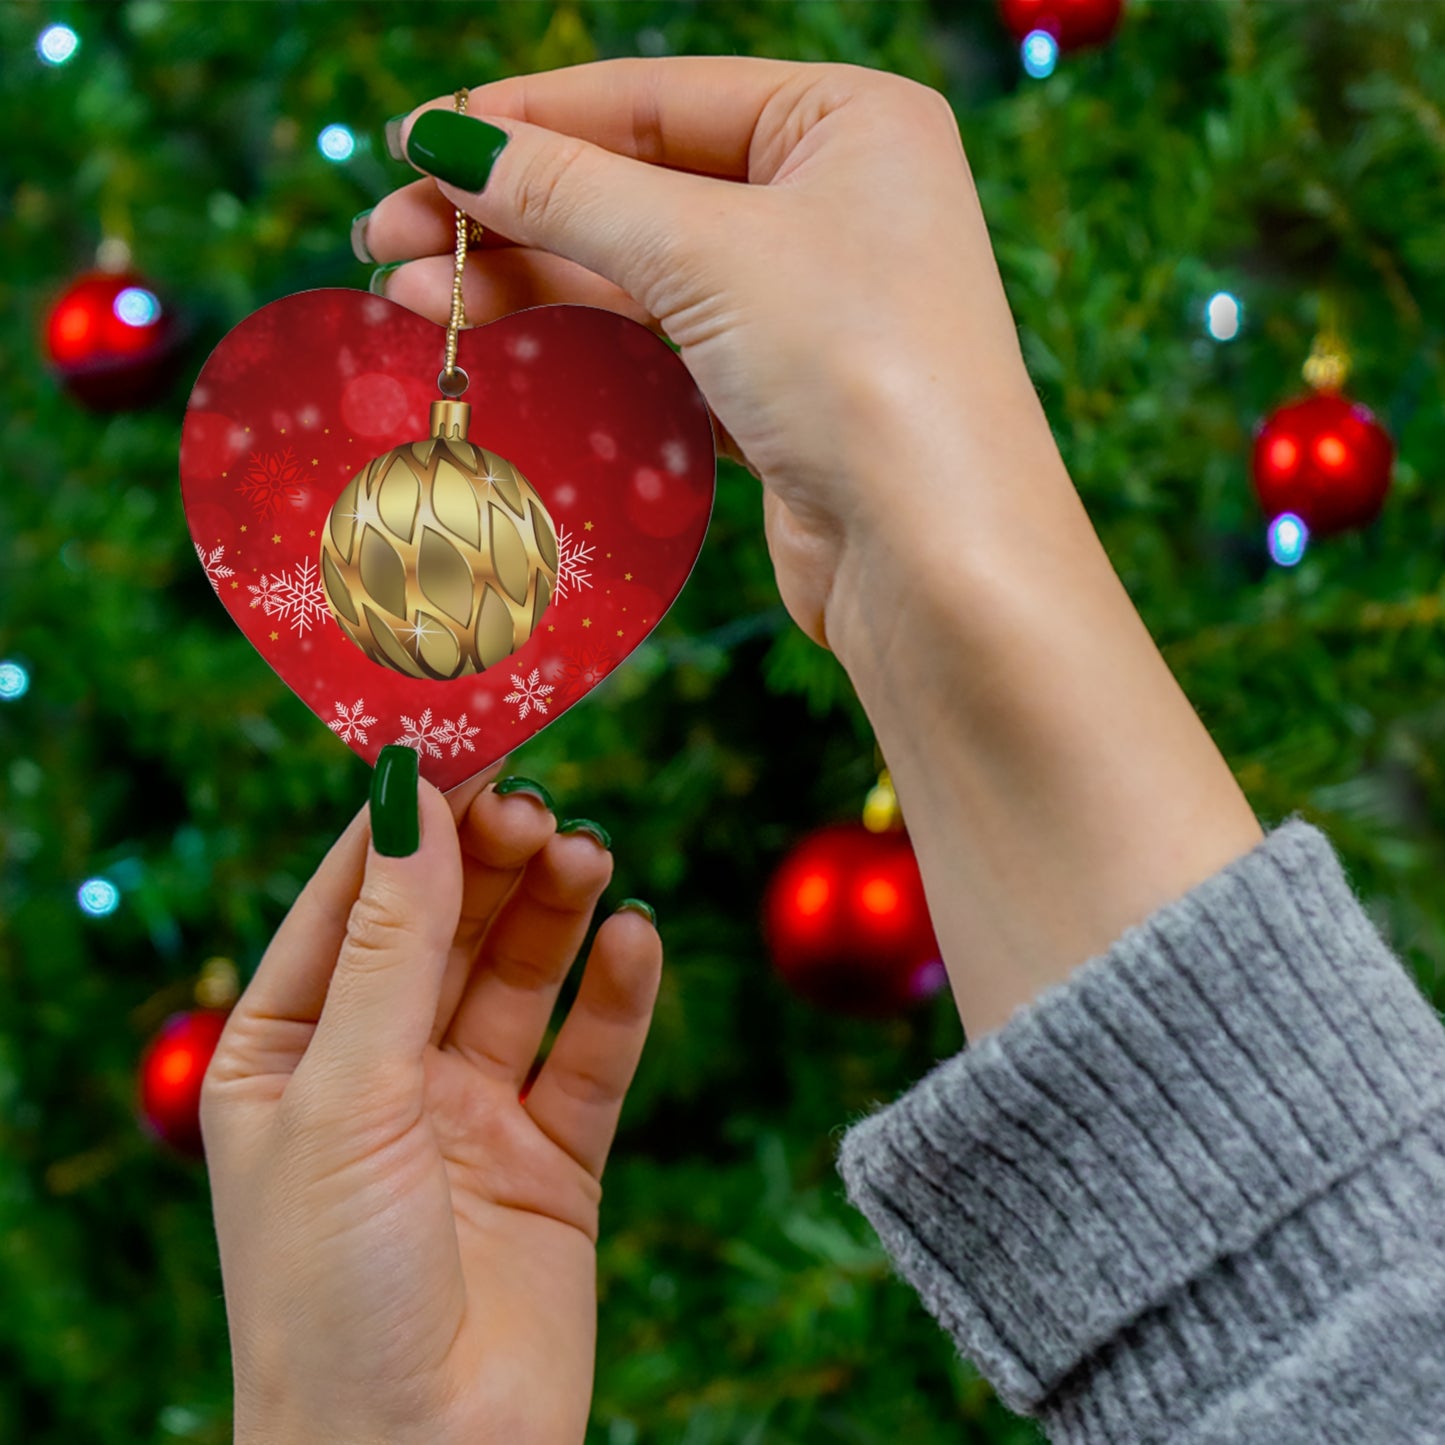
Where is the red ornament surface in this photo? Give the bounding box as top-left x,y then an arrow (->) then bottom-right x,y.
137,1008 -> 230,1157
45,270 -> 181,410
180,291 -> 715,790
763,822 -> 945,1017
1251,391 -> 1394,537
998,0 -> 1124,49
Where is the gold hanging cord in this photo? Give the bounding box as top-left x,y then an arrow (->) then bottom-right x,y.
438,88 -> 476,398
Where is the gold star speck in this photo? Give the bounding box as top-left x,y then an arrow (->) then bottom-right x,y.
547,624 -> 555,632
240,525 -> 247,533
230,581 -> 238,589
583,520 -> 594,531
616,629 -> 623,637
272,534 -> 282,544
269,631 -> 279,641
624,572 -> 632,581
309,529 -> 316,537
582,618 -> 591,629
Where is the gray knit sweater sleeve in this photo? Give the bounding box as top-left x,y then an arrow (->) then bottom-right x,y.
835,820 -> 1445,1443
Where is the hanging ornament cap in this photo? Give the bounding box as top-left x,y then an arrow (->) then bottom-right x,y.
194,955 -> 240,1010
863,767 -> 902,833
1302,330 -> 1350,393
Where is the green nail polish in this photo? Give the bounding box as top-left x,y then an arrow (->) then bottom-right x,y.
405,110 -> 510,192
370,745 -> 420,857
350,208 -> 375,264
369,261 -> 403,297
558,818 -> 612,850
617,898 -> 656,926
384,113 -> 409,162
493,775 -> 555,812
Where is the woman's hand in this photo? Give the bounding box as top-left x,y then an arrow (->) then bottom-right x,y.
201,755 -> 661,1445
361,58 -> 1263,1040
360,56 -> 1050,653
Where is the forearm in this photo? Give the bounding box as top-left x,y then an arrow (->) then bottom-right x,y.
825,372 -> 1262,1040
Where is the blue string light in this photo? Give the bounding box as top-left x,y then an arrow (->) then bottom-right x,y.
1267,512 -> 1309,567
0,660 -> 28,701
78,878 -> 121,917
1205,291 -> 1242,342
37,24 -> 79,66
318,124 -> 356,162
114,287 -> 162,327
1021,30 -> 1059,79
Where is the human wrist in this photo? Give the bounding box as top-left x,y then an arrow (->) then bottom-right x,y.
823,398 -> 1262,1038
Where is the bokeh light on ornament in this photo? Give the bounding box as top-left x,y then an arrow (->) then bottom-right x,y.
1267,512 -> 1308,568
77,877 -> 120,918
0,660 -> 29,701
37,23 -> 79,65
318,124 -> 356,162
137,1010 -> 230,1157
763,822 -> 944,1017
1205,292 -> 1242,342
114,286 -> 162,327
1021,30 -> 1059,78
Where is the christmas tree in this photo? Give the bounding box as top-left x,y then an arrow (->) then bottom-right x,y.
3,3 -> 1443,1442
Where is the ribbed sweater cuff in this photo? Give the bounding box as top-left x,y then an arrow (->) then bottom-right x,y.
835,819 -> 1445,1428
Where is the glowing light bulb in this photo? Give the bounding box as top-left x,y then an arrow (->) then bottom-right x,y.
0,660 -> 29,700
78,877 -> 121,917
38,24 -> 79,66
1205,291 -> 1242,341
1267,512 -> 1308,567
114,287 -> 161,327
1021,29 -> 1059,79
318,124 -> 356,162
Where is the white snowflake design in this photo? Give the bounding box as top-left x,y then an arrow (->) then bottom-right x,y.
394,708 -> 444,758
504,668 -> 555,721
327,699 -> 379,745
195,543 -> 235,593
552,525 -> 595,604
436,713 -> 481,757
247,556 -> 330,636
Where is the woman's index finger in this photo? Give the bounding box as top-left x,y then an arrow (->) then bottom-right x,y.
446,55 -> 810,181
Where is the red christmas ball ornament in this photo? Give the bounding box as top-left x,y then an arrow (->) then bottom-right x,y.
998,0 -> 1124,50
1251,392 -> 1394,537
44,269 -> 181,409
763,822 -> 945,1017
137,1008 -> 230,1157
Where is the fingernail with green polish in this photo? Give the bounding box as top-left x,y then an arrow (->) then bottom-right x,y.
405,110 -> 510,192
369,261 -> 403,297
371,745 -> 420,857
558,818 -> 612,850
384,113 -> 409,162
617,898 -> 656,926
350,208 -> 375,264
493,775 -> 555,812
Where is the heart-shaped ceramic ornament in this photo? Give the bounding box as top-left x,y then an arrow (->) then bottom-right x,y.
180,290 -> 715,789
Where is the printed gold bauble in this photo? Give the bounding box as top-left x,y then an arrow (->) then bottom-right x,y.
320,401 -> 558,679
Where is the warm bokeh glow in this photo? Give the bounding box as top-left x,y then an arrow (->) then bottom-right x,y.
1268,436 -> 1299,474
1316,434 -> 1347,468
859,877 -> 901,917
794,872 -> 831,917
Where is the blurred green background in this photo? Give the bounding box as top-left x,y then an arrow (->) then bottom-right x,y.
2,1 -> 1444,1441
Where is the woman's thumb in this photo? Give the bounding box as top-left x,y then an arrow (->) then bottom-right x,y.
302,746 -> 463,1089
397,106 -> 721,312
